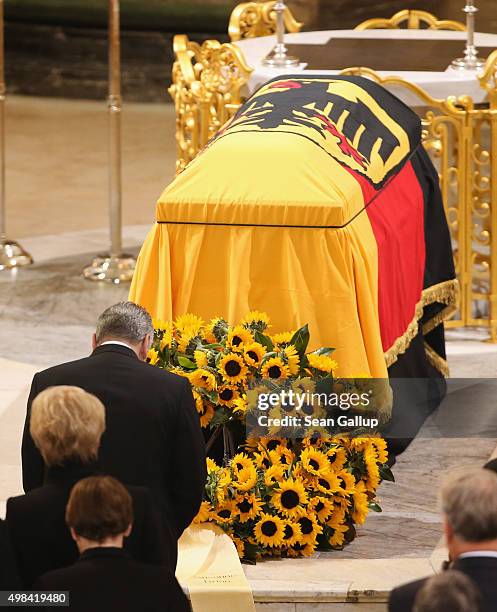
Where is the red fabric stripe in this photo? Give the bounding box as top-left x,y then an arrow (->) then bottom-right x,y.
352,161 -> 426,352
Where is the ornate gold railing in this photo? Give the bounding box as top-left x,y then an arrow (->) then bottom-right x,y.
355,9 -> 465,32
168,34 -> 252,174
228,1 -> 303,42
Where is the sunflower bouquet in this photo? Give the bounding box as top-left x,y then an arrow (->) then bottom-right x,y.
193,436 -> 392,561
148,311 -> 338,431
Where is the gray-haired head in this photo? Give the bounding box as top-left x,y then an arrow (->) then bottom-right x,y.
95,302 -> 153,346
413,570 -> 481,612
439,467 -> 497,542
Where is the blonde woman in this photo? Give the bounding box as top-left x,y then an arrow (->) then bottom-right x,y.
7,386 -> 171,588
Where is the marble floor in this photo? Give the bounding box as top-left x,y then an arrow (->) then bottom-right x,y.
1,96 -> 497,610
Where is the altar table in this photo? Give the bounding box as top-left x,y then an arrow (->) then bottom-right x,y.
235,29 -> 497,105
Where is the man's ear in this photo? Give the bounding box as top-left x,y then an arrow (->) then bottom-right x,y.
92,333 -> 98,350
70,527 -> 78,542
139,334 -> 152,361
124,523 -> 132,538
443,516 -> 453,545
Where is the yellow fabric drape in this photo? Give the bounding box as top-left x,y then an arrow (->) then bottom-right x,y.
129,135 -> 386,377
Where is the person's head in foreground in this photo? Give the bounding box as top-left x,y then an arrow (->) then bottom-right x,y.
440,467 -> 497,560
66,476 -> 132,554
413,570 -> 481,612
93,301 -> 153,361
30,386 -> 105,468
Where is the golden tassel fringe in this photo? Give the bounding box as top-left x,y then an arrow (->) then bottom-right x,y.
384,279 -> 459,374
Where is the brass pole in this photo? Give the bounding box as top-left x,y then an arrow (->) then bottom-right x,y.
108,0 -> 122,258
83,0 -> 135,283
0,0 -> 33,270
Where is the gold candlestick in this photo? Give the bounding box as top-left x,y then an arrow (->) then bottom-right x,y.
83,0 -> 136,283
0,0 -> 32,271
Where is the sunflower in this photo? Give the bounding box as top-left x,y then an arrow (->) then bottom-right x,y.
327,521 -> 350,547
283,345 -> 300,375
261,357 -> 290,380
233,397 -> 247,415
274,445 -> 295,467
193,500 -> 212,523
192,390 -> 204,414
213,500 -> 236,524
235,493 -> 263,522
232,536 -> 245,558
326,446 -> 347,473
189,368 -> 217,391
301,447 -> 331,477
219,353 -> 248,384
243,342 -> 266,367
175,313 -> 204,335
272,478 -> 308,518
177,330 -> 200,353
264,464 -> 286,487
258,437 -> 287,452
253,513 -> 285,547
309,496 -> 334,522
351,481 -> 369,524
287,540 -> 317,557
336,470 -> 356,496
282,520 -> 302,546
233,465 -> 257,492
363,444 -> 381,490
206,457 -> 221,474
271,331 -> 294,346
147,348 -> 159,365
218,384 -> 240,407
296,514 -> 323,545
242,311 -> 270,331
231,453 -> 255,474
193,349 -> 208,368
313,472 -> 341,495
253,451 -> 273,470
159,322 -> 175,350
371,437 -> 389,465
227,325 -> 254,351
199,403 -> 214,428
307,353 -> 337,374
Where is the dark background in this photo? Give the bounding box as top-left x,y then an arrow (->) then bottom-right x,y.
5,0 -> 497,101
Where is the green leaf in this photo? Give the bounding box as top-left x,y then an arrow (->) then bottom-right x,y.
379,464 -> 395,482
314,347 -> 335,356
177,355 -> 197,369
210,408 -> 230,427
290,324 -> 310,354
368,502 -> 383,513
254,330 -> 274,352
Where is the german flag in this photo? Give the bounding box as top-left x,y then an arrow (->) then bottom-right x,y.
130,75 -> 457,378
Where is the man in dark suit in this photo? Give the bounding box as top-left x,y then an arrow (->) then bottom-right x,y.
389,467 -> 497,612
22,302 -> 206,553
34,476 -> 190,612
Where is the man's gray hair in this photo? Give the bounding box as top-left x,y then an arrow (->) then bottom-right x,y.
95,302 -> 154,345
439,467 -> 497,542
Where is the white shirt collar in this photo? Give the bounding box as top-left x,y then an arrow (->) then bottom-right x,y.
458,551 -> 497,560
99,340 -> 135,350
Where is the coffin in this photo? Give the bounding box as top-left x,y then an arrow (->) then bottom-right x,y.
129,75 -> 457,378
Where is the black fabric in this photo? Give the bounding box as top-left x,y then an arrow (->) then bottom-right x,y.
34,547 -> 190,612
0,518 -> 20,589
21,344 -> 206,544
7,462 -> 173,588
389,556 -> 497,612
